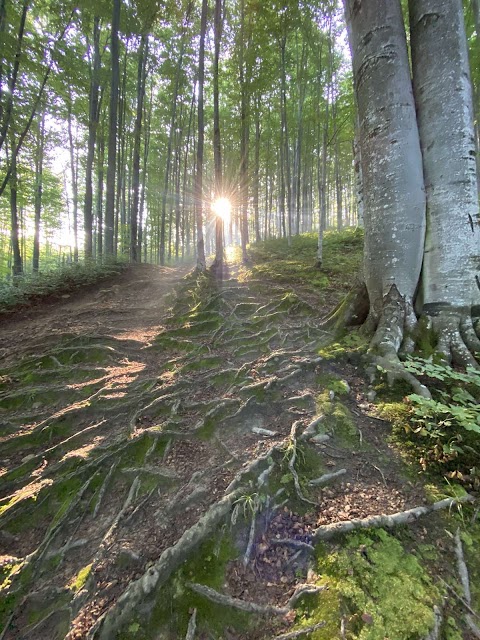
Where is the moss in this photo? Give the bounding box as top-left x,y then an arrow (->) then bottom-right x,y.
307,530 -> 440,640
69,563 -> 92,592
181,355 -> 223,372
317,331 -> 368,361
316,373 -> 350,397
122,534 -> 248,639
316,393 -> 360,449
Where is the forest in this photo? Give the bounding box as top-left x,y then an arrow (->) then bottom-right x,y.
0,1 -> 480,639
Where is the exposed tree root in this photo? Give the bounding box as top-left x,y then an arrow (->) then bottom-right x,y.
309,469 -> 347,487
287,421 -> 316,506
319,280 -> 369,333
287,584 -> 327,608
454,528 -> 480,638
186,582 -> 290,616
185,608 -> 197,640
311,495 -> 474,541
423,308 -> 480,369
369,286 -> 431,398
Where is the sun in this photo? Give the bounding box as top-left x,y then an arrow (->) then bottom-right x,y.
212,197 -> 232,223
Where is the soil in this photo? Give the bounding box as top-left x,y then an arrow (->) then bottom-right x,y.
0,262 -> 474,640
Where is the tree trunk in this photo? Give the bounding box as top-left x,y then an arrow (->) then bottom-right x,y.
33,107 -> 45,273
344,0 -> 425,324
10,145 -> 22,276
84,15 -> 101,259
67,102 -> 79,262
212,0 -> 224,268
194,0 -> 207,271
130,34 -> 148,263
410,0 -> 480,366
239,0 -> 250,262
104,0 -> 120,257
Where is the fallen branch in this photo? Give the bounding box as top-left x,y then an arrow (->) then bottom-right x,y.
272,621 -> 327,640
312,495 -> 474,541
186,582 -> 290,616
453,529 -> 480,638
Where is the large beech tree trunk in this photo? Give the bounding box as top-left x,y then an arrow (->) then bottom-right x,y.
343,0 -> 480,382
410,0 -> 480,366
344,0 -> 426,324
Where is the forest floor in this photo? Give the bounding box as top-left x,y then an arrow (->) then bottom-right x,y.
0,232 -> 478,640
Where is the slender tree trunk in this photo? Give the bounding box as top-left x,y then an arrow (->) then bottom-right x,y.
84,15 -> 101,259
212,0 -> 224,268
253,96 -> 261,243
10,144 -> 22,276
194,0 -> 207,271
0,0 -> 28,155
130,34 -> 148,263
239,0 -> 250,262
67,103 -> 79,262
280,35 -> 292,247
105,0 -> 120,257
96,126 -> 105,259
33,107 -> 45,273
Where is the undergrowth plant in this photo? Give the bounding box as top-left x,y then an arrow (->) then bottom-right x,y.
403,357 -> 480,487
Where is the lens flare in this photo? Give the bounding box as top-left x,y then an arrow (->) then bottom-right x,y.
212,197 -> 232,223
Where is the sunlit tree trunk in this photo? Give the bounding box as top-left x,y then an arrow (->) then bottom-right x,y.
410,0 -> 480,365
130,33 -> 148,263
194,0 -> 207,271
212,0 -> 224,268
345,0 -> 425,321
67,102 -> 79,262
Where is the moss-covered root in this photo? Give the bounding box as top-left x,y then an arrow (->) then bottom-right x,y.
89,487 -> 244,639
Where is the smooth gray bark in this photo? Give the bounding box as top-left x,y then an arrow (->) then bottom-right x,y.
410,0 -> 479,312
344,0 -> 426,321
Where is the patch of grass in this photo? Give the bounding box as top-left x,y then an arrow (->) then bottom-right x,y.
246,229 -> 363,305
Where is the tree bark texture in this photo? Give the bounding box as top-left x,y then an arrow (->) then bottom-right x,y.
410,0 -> 480,312
344,0 -> 426,322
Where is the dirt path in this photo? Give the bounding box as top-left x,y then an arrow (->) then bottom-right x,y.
0,263 -> 465,640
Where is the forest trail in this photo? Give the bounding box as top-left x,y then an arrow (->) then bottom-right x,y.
0,262 -> 468,640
